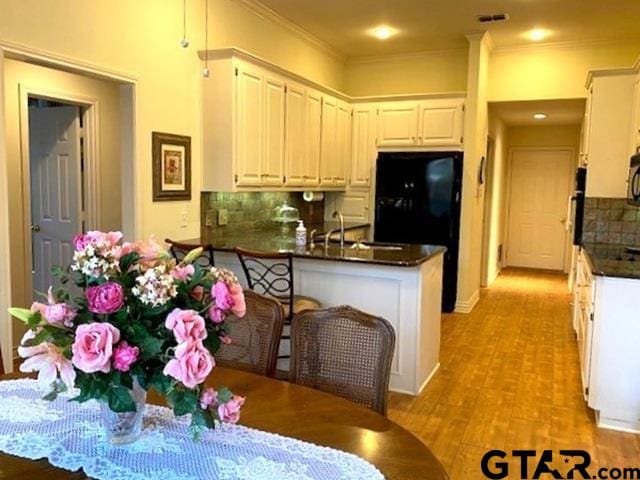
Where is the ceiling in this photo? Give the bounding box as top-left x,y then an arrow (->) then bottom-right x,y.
490,99 -> 585,126
254,0 -> 640,57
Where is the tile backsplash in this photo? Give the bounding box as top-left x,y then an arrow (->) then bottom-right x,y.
200,192 -> 324,239
583,197 -> 640,245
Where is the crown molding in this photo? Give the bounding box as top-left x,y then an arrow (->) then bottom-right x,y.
492,36 -> 640,54
585,66 -> 637,88
235,0 -> 346,63
0,39 -> 138,83
347,46 -> 468,65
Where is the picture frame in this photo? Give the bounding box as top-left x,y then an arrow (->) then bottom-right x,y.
152,132 -> 191,201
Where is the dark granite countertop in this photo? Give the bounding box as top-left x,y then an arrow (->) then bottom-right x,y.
181,222 -> 446,268
582,243 -> 640,279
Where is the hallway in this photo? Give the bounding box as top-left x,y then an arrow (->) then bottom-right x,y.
388,268 -> 640,479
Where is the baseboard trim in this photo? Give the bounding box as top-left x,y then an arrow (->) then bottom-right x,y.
455,290 -> 480,314
596,412 -> 640,434
417,362 -> 440,395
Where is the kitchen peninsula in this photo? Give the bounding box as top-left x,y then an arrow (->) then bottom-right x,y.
180,222 -> 445,395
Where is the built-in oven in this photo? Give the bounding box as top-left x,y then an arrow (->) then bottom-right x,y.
628,151 -> 640,206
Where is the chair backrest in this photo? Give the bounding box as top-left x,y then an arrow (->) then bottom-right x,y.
235,247 -> 294,315
165,238 -> 215,269
215,290 -> 285,377
290,306 -> 396,415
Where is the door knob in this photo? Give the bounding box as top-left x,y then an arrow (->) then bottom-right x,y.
31,224 -> 41,232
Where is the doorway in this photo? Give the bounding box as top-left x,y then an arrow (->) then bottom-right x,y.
506,148 -> 573,271
28,98 -> 85,299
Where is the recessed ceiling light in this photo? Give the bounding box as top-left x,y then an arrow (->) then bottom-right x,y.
527,28 -> 550,42
534,113 -> 547,120
369,25 -> 398,40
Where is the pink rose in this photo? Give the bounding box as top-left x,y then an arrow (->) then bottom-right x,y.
217,395 -> 245,424
212,281 -> 233,311
200,387 -> 218,409
208,306 -> 226,324
31,288 -> 76,327
72,322 -> 120,373
75,231 -> 122,250
162,340 -> 214,389
171,264 -> 195,282
73,233 -> 91,251
165,308 -> 207,343
112,341 -> 140,372
86,282 -> 124,314
229,283 -> 246,317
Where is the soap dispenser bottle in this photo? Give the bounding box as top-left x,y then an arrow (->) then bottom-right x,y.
295,220 -> 307,247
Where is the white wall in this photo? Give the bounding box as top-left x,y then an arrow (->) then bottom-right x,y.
489,41 -> 640,102
483,114 -> 509,286
345,49 -> 468,96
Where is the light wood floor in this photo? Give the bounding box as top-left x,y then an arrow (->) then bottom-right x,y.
388,268 -> 640,479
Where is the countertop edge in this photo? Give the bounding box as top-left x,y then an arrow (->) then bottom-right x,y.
581,244 -> 640,280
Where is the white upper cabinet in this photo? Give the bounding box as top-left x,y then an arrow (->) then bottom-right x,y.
320,95 -> 338,186
377,98 -> 464,148
350,104 -> 376,188
235,66 -> 264,187
262,75 -> 286,186
304,88 -> 322,186
377,102 -> 419,146
284,81 -> 306,187
201,49 -> 467,192
335,100 -> 351,186
418,98 -> 464,146
320,96 -> 350,188
632,75 -> 640,151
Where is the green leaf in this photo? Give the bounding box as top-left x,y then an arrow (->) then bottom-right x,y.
182,247 -> 203,265
192,408 -> 215,429
216,386 -> 233,404
120,372 -> 133,390
8,307 -> 38,325
119,252 -> 140,273
149,372 -> 173,395
168,388 -> 198,417
42,389 -> 59,401
108,386 -> 136,413
203,334 -> 221,354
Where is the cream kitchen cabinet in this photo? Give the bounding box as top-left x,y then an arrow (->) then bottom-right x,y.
631,75 -> 640,151
572,248 -> 640,433
376,98 -> 465,148
377,101 -> 419,146
418,98 -> 464,146
350,104 -> 376,188
203,58 -> 286,190
320,96 -> 350,188
283,82 -> 321,188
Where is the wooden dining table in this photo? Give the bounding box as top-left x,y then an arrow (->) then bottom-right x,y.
0,367 -> 449,480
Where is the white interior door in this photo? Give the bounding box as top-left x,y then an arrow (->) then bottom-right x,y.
506,148 -> 572,270
29,105 -> 82,298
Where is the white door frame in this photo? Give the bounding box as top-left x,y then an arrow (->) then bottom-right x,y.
0,43 -> 138,373
504,146 -> 575,273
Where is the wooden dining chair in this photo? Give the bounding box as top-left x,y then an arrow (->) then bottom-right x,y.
215,290 -> 285,378
290,306 -> 396,416
165,238 -> 215,268
234,247 -> 321,367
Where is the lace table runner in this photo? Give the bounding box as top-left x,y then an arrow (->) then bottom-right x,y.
0,379 -> 384,480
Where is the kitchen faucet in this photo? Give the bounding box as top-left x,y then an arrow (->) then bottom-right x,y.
324,210 -> 345,250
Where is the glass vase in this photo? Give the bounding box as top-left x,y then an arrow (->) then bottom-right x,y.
99,380 -> 147,445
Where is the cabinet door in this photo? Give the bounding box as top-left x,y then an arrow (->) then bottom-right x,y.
262,75 -> 285,186
418,99 -> 464,146
304,89 -> 322,186
334,101 -> 351,187
320,95 -> 338,186
632,77 -> 640,150
236,67 -> 263,186
581,86 -> 594,166
377,102 -> 419,146
350,105 -> 376,188
284,82 -> 306,187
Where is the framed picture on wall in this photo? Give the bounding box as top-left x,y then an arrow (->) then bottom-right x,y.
152,131 -> 191,201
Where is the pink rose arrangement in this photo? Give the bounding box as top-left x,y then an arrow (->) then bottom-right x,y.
9,231 -> 246,439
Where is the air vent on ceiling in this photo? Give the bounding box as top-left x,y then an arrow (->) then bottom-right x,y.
477,13 -> 510,24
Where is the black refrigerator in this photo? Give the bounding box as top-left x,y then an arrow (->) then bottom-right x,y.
374,152 -> 463,312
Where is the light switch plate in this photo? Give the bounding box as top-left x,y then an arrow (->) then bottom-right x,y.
180,211 -> 188,228
218,209 -> 228,226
